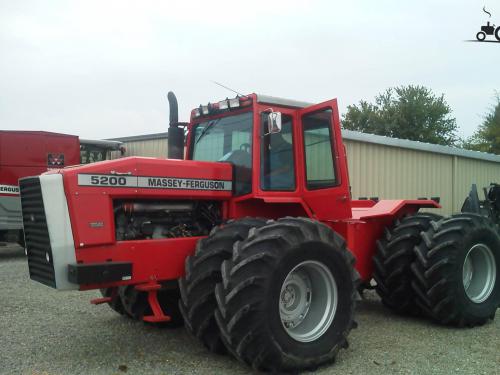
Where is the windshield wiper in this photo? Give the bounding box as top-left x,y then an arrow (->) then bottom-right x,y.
195,119 -> 221,145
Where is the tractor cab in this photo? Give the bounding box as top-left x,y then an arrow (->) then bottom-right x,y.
175,94 -> 352,221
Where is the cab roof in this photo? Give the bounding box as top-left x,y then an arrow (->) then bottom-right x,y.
255,94 -> 313,109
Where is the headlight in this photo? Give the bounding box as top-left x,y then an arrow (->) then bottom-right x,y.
218,99 -> 229,110
229,97 -> 240,108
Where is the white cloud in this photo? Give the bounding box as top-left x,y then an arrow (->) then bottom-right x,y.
0,0 -> 499,138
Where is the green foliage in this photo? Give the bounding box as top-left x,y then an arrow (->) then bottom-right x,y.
462,95 -> 500,155
342,85 -> 458,146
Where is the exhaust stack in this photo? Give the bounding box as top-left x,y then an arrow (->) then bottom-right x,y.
167,91 -> 185,159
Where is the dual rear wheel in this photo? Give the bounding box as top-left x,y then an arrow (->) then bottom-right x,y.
375,212 -> 500,326
373,213 -> 443,315
180,217 -> 360,372
178,217 -> 268,353
412,213 -> 500,326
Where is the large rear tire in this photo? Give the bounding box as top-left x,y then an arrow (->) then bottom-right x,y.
411,213 -> 500,326
373,213 -> 442,315
215,218 -> 360,372
178,218 -> 267,354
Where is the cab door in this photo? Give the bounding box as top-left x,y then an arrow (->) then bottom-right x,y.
298,100 -> 352,221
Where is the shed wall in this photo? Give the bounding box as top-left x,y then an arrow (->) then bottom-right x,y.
114,138 -> 168,159
344,140 -> 454,213
453,157 -> 500,212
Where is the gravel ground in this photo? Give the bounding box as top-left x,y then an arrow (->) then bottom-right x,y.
1,244 -> 499,375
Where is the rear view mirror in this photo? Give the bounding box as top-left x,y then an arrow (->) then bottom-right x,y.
267,112 -> 282,134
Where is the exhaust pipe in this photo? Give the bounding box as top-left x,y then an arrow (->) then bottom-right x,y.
167,91 -> 185,159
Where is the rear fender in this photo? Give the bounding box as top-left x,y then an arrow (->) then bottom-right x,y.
347,199 -> 441,281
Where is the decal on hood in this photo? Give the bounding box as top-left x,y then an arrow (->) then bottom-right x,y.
77,174 -> 232,191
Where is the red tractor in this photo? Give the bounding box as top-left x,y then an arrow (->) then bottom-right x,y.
19,93 -> 500,372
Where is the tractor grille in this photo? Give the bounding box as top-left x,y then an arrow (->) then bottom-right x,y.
19,177 -> 56,287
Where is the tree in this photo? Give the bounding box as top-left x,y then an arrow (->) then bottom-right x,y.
342,85 -> 459,146
462,95 -> 500,154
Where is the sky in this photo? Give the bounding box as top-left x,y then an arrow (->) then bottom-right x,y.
1,0 -> 499,140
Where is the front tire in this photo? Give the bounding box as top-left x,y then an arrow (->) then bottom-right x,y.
215,218 -> 360,372
477,31 -> 486,41
178,218 -> 267,354
373,213 -> 442,315
411,213 -> 500,326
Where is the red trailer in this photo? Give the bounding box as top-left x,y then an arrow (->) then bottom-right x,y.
0,131 -> 123,245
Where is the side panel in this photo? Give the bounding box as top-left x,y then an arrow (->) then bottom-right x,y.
0,132 -> 45,166
345,218 -> 392,281
0,131 -> 80,167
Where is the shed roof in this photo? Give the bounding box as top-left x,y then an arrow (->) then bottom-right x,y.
342,130 -> 500,163
108,132 -> 168,142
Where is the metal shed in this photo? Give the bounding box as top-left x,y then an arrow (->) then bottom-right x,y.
343,130 -> 500,214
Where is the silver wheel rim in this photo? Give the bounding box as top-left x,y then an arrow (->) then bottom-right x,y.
462,244 -> 497,303
279,260 -> 337,342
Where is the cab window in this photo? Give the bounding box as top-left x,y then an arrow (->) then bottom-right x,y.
191,112 -> 253,195
261,114 -> 295,191
302,109 -> 337,189
80,148 -> 107,164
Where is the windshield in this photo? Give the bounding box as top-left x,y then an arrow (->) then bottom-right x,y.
191,111 -> 253,195
80,147 -> 110,164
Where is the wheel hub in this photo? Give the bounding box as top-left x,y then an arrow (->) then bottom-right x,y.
280,273 -> 311,329
281,285 -> 297,306
279,260 -> 338,342
462,243 -> 497,303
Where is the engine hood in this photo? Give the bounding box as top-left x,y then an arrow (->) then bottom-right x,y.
56,156 -> 234,199
44,157 -> 233,248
